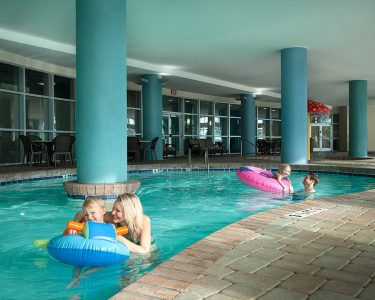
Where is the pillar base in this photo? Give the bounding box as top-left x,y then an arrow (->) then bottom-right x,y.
63,180 -> 141,199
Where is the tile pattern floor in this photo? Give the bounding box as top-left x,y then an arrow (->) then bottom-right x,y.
111,189 -> 375,300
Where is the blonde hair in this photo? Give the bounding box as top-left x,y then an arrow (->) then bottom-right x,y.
82,196 -> 106,210
115,193 -> 143,243
279,164 -> 291,172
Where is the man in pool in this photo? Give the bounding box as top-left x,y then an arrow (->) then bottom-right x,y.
292,173 -> 319,200
303,172 -> 319,193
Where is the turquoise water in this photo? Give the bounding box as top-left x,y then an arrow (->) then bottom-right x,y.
1,170 -> 375,299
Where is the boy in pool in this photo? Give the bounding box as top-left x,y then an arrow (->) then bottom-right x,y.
272,163 -> 294,193
68,197 -> 106,234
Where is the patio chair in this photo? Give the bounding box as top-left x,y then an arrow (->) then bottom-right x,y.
143,136 -> 159,160
127,136 -> 142,162
52,135 -> 75,167
19,135 -> 44,166
256,139 -> 267,155
163,141 -> 177,158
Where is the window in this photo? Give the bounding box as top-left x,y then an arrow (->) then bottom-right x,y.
0,92 -> 20,129
55,100 -> 75,131
127,90 -> 141,108
54,75 -> 74,99
200,101 -> 213,115
25,69 -> 49,96
184,99 -> 198,114
0,62 -> 20,91
26,96 -> 49,130
163,96 -> 182,112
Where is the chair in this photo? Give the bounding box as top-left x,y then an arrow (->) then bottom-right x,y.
163,141 -> 177,158
188,139 -> 201,156
52,135 -> 75,167
127,137 -> 142,162
19,135 -> 44,166
143,137 -> 159,160
256,139 -> 267,155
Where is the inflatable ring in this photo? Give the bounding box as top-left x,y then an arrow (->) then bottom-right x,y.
236,166 -> 292,193
47,221 -> 130,267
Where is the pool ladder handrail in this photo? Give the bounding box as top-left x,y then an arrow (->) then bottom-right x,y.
187,148 -> 210,173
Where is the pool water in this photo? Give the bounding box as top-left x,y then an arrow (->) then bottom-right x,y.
1,170 -> 375,299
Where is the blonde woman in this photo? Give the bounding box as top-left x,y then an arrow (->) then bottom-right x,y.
109,193 -> 152,254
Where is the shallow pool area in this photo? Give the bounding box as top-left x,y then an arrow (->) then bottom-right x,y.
1,170 -> 375,299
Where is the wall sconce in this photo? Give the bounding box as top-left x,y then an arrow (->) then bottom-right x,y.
187,118 -> 191,125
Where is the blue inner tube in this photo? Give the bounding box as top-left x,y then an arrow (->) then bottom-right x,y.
48,234 -> 130,267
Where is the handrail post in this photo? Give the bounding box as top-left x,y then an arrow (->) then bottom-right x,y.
204,149 -> 209,173
188,148 -> 192,166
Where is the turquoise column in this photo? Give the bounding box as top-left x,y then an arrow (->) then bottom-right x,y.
349,80 -> 368,158
76,0 -> 127,183
142,74 -> 163,160
281,47 -> 308,164
240,93 -> 256,155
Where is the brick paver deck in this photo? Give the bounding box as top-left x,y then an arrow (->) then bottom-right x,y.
112,189 -> 375,300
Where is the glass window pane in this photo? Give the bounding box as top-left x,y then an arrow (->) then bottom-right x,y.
271,108 -> 281,119
258,107 -> 270,119
163,96 -> 182,112
26,132 -> 51,141
214,117 -> 228,142
0,131 -> 20,163
54,75 -> 74,99
220,137 -> 228,152
230,104 -> 241,117
184,114 -> 197,136
230,118 -> 241,136
230,137 -> 241,153
127,90 -> 141,108
199,116 -> 213,137
55,100 -> 75,131
215,103 -> 228,116
200,101 -> 213,115
127,109 -> 141,136
25,69 -> 49,96
184,99 -> 198,114
0,92 -> 20,129
257,120 -> 270,138
26,96 -> 49,130
271,120 -> 281,136
0,62 -> 20,91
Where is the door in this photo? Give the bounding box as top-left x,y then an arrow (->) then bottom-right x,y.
162,114 -> 182,156
311,124 -> 332,152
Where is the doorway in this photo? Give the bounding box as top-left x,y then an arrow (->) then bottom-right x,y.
162,114 -> 183,156
310,124 -> 332,152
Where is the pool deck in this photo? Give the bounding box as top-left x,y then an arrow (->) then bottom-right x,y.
1,154 -> 375,299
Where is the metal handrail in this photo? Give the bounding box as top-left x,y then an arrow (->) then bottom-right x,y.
240,138 -> 257,157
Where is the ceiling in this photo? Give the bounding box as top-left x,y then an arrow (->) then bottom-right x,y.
0,0 -> 374,106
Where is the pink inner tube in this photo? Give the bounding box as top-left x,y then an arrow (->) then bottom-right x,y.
236,166 -> 292,193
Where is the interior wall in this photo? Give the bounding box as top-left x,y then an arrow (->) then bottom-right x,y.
368,106 -> 375,152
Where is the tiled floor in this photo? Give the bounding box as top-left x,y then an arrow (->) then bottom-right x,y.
1,154 -> 375,299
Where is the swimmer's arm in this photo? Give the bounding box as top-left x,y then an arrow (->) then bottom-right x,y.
117,216 -> 152,254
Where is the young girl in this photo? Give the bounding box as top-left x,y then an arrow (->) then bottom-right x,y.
273,164 -> 294,193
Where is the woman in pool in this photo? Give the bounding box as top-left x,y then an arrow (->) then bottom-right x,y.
72,193 -> 152,254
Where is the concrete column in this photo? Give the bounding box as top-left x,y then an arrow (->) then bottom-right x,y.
76,0 -> 127,183
240,93 -> 256,155
142,74 -> 163,160
281,47 -> 308,164
349,80 -> 368,158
